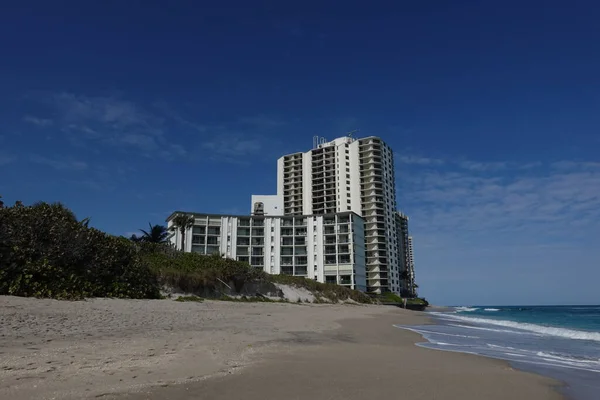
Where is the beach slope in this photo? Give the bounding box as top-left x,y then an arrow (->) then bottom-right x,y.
0,296 -> 562,400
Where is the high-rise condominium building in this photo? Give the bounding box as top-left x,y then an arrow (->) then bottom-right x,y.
251,135 -> 403,294
395,212 -> 416,297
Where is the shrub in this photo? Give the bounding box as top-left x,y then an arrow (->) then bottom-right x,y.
0,201 -> 160,299
406,297 -> 429,307
382,292 -> 403,303
175,295 -> 204,302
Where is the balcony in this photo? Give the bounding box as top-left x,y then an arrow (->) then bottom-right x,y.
206,237 -> 219,245
339,275 -> 352,285
294,228 -> 307,236
192,226 -> 206,235
251,228 -> 264,236
207,227 -> 221,236
295,256 -> 308,265
324,255 -> 336,265
337,234 -> 349,243
338,245 -> 350,254
237,228 -> 250,236
250,256 -> 264,267
237,237 -> 250,246
324,246 -> 336,255
206,246 -> 220,255
294,266 -> 308,276
191,235 -> 205,245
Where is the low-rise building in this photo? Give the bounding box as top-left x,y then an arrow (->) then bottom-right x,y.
167,211 -> 366,292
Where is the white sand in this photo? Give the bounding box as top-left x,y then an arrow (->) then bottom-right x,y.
0,296 -> 392,400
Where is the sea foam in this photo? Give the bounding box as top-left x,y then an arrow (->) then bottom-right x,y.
444,314 -> 600,342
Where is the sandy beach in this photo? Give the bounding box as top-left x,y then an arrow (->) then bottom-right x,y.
0,296 -> 563,400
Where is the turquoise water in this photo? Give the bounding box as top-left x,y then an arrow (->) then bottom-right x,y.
396,305 -> 600,400
454,305 -> 600,334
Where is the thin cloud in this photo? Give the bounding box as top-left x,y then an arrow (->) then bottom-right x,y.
398,159 -> 600,243
239,115 -> 287,129
23,115 -> 53,127
457,160 -> 508,171
29,154 -> 88,171
0,152 -> 17,166
396,154 -> 445,166
27,93 -> 271,162
202,134 -> 263,163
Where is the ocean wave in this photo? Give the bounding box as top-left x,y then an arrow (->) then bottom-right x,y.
454,307 -> 479,312
484,308 -> 500,312
447,323 -> 542,336
536,352 -> 600,365
445,315 -> 600,342
394,325 -> 480,339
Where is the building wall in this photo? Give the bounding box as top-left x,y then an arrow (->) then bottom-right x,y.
250,194 -> 283,216
167,211 -> 366,291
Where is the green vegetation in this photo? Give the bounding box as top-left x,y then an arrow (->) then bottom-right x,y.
0,199 -> 373,304
141,245 -> 267,295
130,223 -> 170,243
406,297 -> 429,307
380,292 -> 403,303
0,201 -> 160,300
174,295 -> 204,302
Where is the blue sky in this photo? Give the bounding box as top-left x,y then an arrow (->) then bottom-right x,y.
1,1 -> 599,305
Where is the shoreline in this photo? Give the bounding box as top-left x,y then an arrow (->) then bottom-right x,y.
0,296 -> 564,400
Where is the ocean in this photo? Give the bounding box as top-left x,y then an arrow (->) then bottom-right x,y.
396,306 -> 600,400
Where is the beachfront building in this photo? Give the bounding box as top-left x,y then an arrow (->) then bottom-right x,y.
166,211 -> 367,292
395,212 -> 416,297
251,135 -> 403,294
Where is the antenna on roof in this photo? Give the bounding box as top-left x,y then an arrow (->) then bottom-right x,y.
346,129 -> 359,139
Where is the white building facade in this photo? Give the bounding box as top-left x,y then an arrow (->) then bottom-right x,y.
252,135 -> 403,294
167,211 -> 366,292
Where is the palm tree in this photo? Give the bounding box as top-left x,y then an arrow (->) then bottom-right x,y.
169,214 -> 194,251
139,223 -> 169,243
